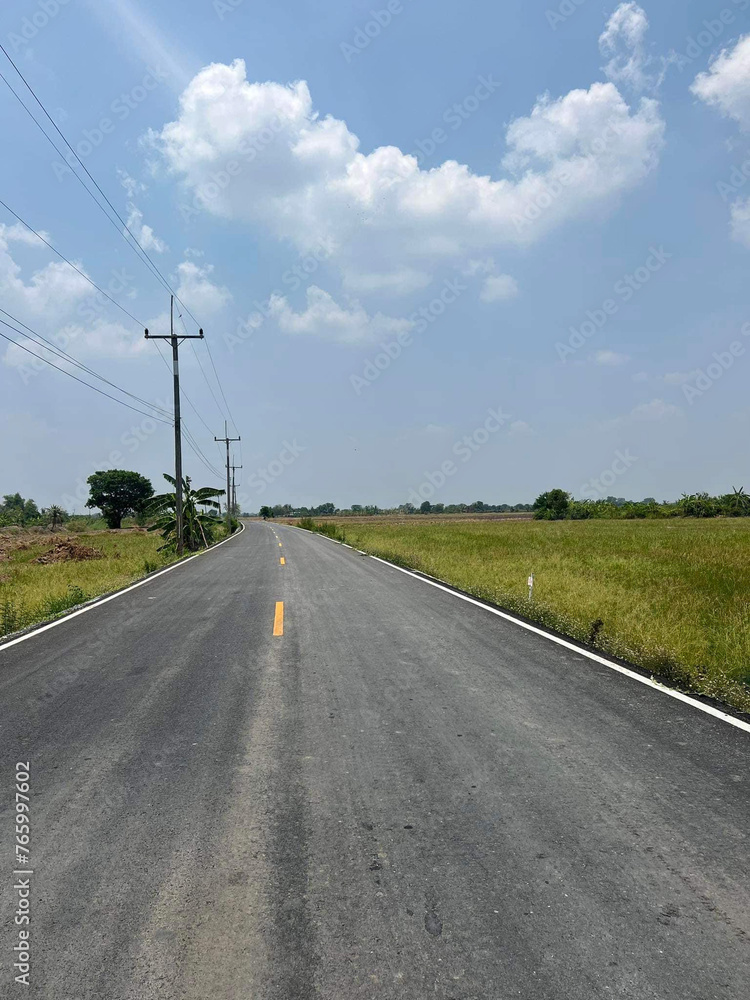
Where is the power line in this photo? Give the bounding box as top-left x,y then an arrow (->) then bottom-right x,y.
0,67 -> 179,310
0,198 -> 146,330
0,307 -> 172,420
0,323 -> 172,424
0,46 -> 240,470
1,203 -> 227,456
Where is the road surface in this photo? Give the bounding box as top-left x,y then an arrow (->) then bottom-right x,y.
0,521 -> 748,998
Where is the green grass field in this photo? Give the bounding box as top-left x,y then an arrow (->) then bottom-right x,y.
321,518 -> 750,713
0,529 -> 178,639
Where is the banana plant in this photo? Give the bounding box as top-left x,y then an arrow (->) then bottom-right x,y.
147,474 -> 225,552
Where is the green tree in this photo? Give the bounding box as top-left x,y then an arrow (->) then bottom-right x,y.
44,505 -> 68,530
259,505 -> 273,519
721,487 -> 750,517
533,489 -> 571,520
148,475 -> 224,551
86,470 -> 154,529
420,500 -> 432,514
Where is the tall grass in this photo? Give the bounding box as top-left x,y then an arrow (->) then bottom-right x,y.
309,519 -> 750,713
0,531 -> 176,639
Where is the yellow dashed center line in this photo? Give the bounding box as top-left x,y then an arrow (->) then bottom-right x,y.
273,601 -> 284,636
280,557 -> 285,565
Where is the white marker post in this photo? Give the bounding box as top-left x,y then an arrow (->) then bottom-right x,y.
528,572 -> 534,602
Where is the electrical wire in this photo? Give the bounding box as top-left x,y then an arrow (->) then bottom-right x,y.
0,324 -> 172,424
0,307 -> 173,420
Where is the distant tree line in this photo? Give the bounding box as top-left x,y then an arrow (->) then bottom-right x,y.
253,490 -> 750,520
256,500 -> 534,518
532,488 -> 750,520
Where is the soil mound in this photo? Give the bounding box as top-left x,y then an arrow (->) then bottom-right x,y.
36,540 -> 104,564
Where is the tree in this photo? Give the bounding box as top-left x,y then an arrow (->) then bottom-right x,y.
533,489 -> 571,520
148,475 -> 224,551
259,506 -> 273,520
420,500 -> 432,514
722,487 -> 750,517
45,505 -> 68,530
86,470 -> 154,529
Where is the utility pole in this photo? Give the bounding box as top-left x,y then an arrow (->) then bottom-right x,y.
145,296 -> 204,556
215,422 -> 240,534
230,461 -> 243,517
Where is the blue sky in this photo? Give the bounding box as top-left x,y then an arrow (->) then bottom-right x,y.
1,0 -> 750,510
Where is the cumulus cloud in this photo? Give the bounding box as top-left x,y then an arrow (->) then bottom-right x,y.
267,285 -> 414,345
0,226 -> 219,370
600,3 -> 662,93
125,203 -> 167,253
691,36 -> 750,247
480,274 -> 519,303
152,57 -> 664,296
174,259 -> 231,315
691,35 -> 750,130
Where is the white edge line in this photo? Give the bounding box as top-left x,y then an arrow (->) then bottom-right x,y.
288,525 -> 750,736
0,522 -> 246,653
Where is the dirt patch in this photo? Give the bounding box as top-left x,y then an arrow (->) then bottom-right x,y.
36,540 -> 104,564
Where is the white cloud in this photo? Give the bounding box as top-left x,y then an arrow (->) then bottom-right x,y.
630,398 -> 680,421
268,285 -> 414,345
599,3 -> 659,93
691,35 -> 750,131
0,222 -> 51,247
0,225 -> 90,321
595,349 -> 629,365
730,194 -> 750,246
125,203 -> 167,253
118,169 -> 146,199
153,55 -> 664,294
632,371 -> 648,382
174,259 -> 231,316
480,274 -> 519,303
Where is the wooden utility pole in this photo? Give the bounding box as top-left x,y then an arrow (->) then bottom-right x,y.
230,461 -> 242,516
145,296 -> 204,556
215,422 -> 240,534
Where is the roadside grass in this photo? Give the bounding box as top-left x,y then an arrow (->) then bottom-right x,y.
0,530 -> 177,639
300,518 -> 750,714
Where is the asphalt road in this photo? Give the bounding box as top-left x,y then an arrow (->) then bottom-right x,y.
0,521 -> 748,999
